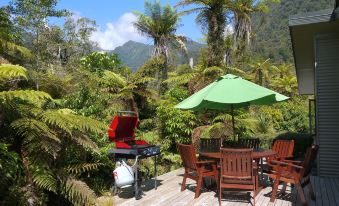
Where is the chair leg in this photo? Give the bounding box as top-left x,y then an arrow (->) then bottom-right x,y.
219,187 -> 222,206
181,171 -> 187,192
296,182 -> 307,206
253,188 -> 256,206
195,175 -> 203,198
281,182 -> 287,194
308,182 -> 316,200
270,178 -> 280,203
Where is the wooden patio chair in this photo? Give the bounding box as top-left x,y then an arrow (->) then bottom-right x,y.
268,145 -> 319,206
238,138 -> 261,149
219,148 -> 258,206
177,143 -> 219,198
199,138 -> 222,153
263,139 -> 295,173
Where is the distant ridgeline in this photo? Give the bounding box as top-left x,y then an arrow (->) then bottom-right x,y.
110,40 -> 204,72
251,0 -> 333,63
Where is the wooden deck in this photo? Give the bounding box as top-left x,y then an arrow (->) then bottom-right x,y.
114,168 -> 339,206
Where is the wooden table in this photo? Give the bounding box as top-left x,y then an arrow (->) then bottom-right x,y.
200,149 -> 277,191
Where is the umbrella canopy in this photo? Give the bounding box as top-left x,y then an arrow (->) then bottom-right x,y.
175,74 -> 289,111
175,74 -> 289,138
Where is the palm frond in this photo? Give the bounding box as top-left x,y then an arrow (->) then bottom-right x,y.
62,178 -> 96,206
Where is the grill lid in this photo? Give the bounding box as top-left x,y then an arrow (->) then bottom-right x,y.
108,111 -> 139,142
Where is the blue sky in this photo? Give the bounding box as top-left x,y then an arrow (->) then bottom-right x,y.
0,0 -> 202,50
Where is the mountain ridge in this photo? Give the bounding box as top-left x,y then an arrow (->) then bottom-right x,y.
111,40 -> 204,71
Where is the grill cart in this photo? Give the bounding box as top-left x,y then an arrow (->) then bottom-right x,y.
108,111 -> 160,200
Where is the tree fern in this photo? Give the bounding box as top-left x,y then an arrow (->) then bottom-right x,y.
62,178 -> 96,206
40,109 -> 107,135
164,72 -> 195,85
11,118 -> 61,156
0,64 -> 28,80
73,135 -> 99,152
0,90 -> 52,105
32,168 -> 57,193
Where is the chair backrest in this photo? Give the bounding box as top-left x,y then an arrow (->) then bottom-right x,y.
177,143 -> 198,171
272,139 -> 295,159
220,148 -> 253,179
238,138 -> 260,149
301,145 -> 319,177
200,138 -> 221,153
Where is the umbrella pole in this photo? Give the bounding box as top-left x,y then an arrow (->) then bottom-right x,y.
231,105 -> 236,141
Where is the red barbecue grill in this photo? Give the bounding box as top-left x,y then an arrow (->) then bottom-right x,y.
108,111 -> 160,199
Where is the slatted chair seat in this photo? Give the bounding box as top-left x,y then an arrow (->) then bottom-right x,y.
177,143 -> 219,198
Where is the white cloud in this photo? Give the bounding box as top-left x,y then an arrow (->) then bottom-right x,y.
90,12 -> 145,50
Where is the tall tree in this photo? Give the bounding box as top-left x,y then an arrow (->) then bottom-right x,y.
177,0 -> 228,67
134,0 -> 186,94
230,0 -> 273,55
9,0 -> 68,68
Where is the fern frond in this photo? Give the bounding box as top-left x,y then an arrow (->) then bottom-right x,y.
32,168 -> 57,193
0,39 -> 33,60
0,90 -> 52,105
41,109 -> 107,135
213,113 -> 233,123
163,72 -> 195,85
66,163 -> 103,174
133,76 -> 155,85
95,195 -> 115,206
102,70 -> 126,87
0,64 -> 27,80
11,118 -> 61,156
62,178 -> 96,206
73,135 -> 99,152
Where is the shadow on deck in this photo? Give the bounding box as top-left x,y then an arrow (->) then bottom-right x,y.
114,168 -> 339,206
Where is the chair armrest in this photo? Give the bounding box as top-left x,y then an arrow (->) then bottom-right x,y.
283,159 -> 302,165
197,160 -> 215,165
271,160 -> 303,169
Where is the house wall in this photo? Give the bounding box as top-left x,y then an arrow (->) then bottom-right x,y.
315,33 -> 339,177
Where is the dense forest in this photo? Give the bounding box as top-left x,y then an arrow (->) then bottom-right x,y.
0,0 -> 332,205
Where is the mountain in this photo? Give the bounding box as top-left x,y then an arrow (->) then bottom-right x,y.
251,0 -> 333,63
112,40 -> 204,71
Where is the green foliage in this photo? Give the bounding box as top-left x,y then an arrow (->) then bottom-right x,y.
63,178 -> 96,206
0,64 -> 27,80
156,99 -> 198,151
81,52 -> 123,75
276,97 -> 309,132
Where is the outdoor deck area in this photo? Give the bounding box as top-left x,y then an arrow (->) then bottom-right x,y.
115,168 -> 339,206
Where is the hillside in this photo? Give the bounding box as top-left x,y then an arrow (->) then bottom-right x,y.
251,0 -> 333,63
112,40 -> 204,71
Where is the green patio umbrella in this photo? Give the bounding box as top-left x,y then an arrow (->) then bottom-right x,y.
175,74 -> 289,138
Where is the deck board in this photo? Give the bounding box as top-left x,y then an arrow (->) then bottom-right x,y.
114,168 -> 339,206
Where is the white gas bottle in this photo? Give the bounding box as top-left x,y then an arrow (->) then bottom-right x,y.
113,160 -> 134,188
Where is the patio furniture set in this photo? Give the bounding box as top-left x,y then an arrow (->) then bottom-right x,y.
177,138 -> 318,206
